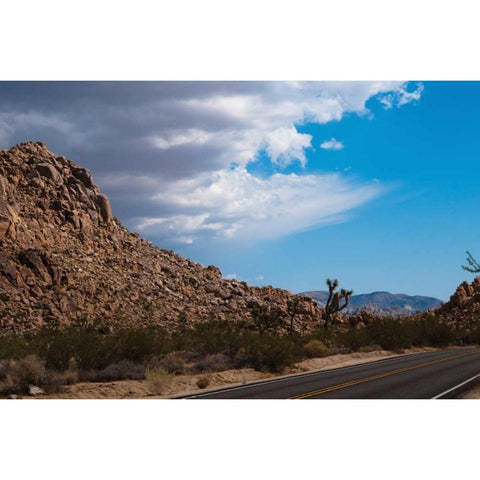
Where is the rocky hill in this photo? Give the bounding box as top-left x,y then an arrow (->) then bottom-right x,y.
0,142 -> 322,333
300,290 -> 442,317
436,277 -> 480,322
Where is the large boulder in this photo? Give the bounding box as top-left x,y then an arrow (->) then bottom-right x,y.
36,163 -> 62,184
95,194 -> 113,223
72,167 -> 95,188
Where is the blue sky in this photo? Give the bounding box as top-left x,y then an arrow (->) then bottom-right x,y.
171,82 -> 479,300
0,81 -> 477,299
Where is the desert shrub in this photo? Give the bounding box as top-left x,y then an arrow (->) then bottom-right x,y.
175,320 -> 243,358
365,318 -> 414,350
40,371 -> 66,393
413,317 -> 457,347
196,376 -> 210,389
0,334 -> 30,361
243,334 -> 303,372
190,353 -> 231,373
94,360 -> 146,382
8,355 -> 46,387
0,355 -> 65,395
4,325 -> 172,372
155,352 -> 188,374
304,339 -> 330,358
63,358 -> 80,385
469,325 -> 480,344
302,327 -> 336,348
146,369 -> 174,395
335,327 -> 370,352
250,305 -> 285,334
111,327 -> 171,364
34,328 -> 115,371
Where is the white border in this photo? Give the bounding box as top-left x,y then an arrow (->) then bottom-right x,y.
2,1 -> 480,479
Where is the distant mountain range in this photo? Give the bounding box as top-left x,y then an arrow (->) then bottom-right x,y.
299,290 -> 443,317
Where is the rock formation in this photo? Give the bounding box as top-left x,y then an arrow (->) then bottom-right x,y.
0,142 -> 322,333
436,277 -> 480,322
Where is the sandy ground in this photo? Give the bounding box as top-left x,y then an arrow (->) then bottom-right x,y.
461,383 -> 480,399
35,346 -> 439,399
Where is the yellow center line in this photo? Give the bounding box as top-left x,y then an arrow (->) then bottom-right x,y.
290,351 -> 478,399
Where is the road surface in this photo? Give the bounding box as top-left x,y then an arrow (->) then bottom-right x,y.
182,347 -> 480,399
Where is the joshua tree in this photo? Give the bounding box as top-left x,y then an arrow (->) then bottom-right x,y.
462,251 -> 480,273
323,278 -> 353,329
287,297 -> 301,335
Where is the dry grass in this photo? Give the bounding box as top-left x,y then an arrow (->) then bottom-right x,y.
146,369 -> 174,395
0,355 -> 65,395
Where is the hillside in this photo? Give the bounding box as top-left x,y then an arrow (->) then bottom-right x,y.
0,142 -> 322,333
300,290 -> 443,317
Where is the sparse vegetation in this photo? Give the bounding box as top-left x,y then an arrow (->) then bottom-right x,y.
1,310 -> 479,396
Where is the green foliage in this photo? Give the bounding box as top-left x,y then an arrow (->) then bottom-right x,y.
0,325 -> 171,371
250,305 -> 285,334
335,316 -> 461,352
173,319 -> 244,358
242,334 -> 304,372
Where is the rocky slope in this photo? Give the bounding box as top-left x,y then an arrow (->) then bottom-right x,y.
436,277 -> 480,321
0,142 -> 321,333
301,290 -> 442,317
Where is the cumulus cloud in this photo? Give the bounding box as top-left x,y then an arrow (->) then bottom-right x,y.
320,138 -> 344,151
0,81 -> 423,246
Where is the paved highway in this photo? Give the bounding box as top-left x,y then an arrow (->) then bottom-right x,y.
182,347 -> 480,399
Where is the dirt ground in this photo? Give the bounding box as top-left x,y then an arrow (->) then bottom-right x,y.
461,382 -> 480,399
35,346 -> 440,399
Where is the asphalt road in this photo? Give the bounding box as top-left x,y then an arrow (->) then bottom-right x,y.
182,347 -> 480,399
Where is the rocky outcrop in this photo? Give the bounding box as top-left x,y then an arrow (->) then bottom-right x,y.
435,277 -> 480,322
0,141 -> 322,333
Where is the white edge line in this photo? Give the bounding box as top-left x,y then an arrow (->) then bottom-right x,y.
183,348 -> 473,399
432,373 -> 480,399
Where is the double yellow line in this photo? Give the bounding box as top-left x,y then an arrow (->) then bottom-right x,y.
290,351 -> 477,399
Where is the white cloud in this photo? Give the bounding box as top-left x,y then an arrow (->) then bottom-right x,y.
224,273 -> 237,280
378,82 -> 424,110
134,166 -> 385,243
255,274 -> 265,281
148,81 -> 421,170
320,138 -> 344,151
0,81 -> 423,247
151,128 -> 214,149
265,127 -> 312,167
